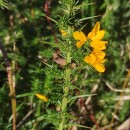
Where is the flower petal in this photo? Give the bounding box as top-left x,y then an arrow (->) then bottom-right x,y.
90,40 -> 108,50
87,31 -> 94,39
93,63 -> 105,72
73,31 -> 86,41
100,59 -> 106,63
92,30 -> 105,40
60,30 -> 67,36
92,50 -> 106,59
76,41 -> 84,48
93,22 -> 100,34
84,54 -> 97,64
35,93 -> 48,102
87,22 -> 100,40
73,31 -> 87,48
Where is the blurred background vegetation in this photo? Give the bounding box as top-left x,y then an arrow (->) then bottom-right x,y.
0,0 -> 130,130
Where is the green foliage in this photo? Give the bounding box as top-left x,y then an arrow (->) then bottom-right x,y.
0,0 -> 10,10
0,0 -> 130,130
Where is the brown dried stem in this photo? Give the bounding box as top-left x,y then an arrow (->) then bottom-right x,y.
0,39 -> 16,130
44,0 -> 58,44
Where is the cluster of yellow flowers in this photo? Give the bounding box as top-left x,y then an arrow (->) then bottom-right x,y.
36,22 -> 107,101
73,22 -> 108,72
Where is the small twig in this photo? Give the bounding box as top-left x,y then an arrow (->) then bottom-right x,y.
24,116 -> 45,127
17,109 -> 34,128
44,0 -> 58,44
91,113 -> 104,130
100,122 -> 117,130
85,82 -> 99,105
0,39 -> 16,130
117,117 -> 130,130
85,81 -> 100,129
103,79 -> 130,93
114,96 -> 130,101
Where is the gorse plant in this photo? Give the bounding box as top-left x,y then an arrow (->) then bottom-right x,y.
0,0 -> 130,130
35,0 -> 108,129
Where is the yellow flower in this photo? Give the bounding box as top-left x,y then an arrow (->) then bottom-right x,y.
60,29 -> 67,36
73,31 -> 87,48
90,40 -> 108,50
84,50 -> 106,72
92,50 -> 106,60
87,22 -> 105,41
93,62 -> 105,73
35,93 -> 48,102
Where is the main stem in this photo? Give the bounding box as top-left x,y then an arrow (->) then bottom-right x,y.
58,51 -> 71,130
